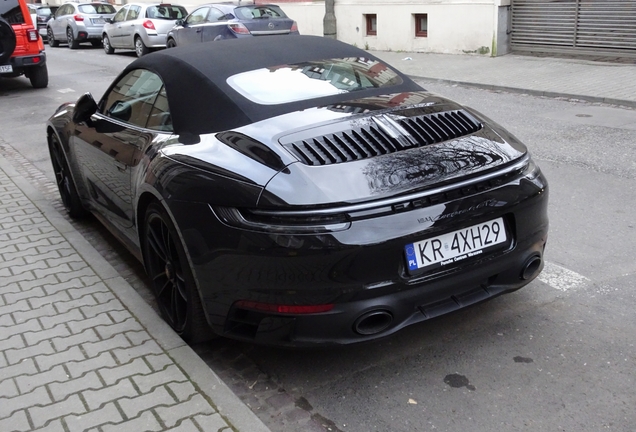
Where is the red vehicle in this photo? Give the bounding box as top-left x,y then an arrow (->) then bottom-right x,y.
0,0 -> 48,88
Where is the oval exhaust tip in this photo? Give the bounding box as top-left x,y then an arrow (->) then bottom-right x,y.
353,310 -> 393,336
521,255 -> 542,280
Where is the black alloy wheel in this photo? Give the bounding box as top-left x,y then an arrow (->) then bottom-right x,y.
143,202 -> 210,343
48,134 -> 87,218
47,27 -> 59,47
0,17 -> 17,63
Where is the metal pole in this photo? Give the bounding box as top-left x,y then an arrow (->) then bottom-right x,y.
324,0 -> 337,39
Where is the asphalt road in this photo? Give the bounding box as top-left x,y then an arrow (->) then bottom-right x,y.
1,45 -> 636,432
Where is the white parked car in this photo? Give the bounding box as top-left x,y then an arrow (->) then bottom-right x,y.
102,3 -> 188,57
47,2 -> 116,49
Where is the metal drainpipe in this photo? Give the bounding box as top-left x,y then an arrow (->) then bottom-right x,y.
324,0 -> 337,39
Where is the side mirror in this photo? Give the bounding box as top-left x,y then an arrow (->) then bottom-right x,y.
175,19 -> 184,26
72,92 -> 98,124
105,18 -> 113,23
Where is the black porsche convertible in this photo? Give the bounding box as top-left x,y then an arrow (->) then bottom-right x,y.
47,35 -> 548,346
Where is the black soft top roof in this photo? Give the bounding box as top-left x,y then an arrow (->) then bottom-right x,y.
125,35 -> 421,135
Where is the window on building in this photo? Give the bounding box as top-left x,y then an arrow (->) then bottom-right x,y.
415,14 -> 428,37
366,14 -> 377,36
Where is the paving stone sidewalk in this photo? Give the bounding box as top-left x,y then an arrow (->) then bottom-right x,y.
370,50 -> 636,107
0,154 -> 270,432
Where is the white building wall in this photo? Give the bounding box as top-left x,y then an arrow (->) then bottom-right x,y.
43,0 -> 508,56
282,0 -> 503,55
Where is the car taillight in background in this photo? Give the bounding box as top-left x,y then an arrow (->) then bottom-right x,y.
143,20 -> 156,30
73,14 -> 84,21
228,22 -> 250,35
26,29 -> 39,41
291,21 -> 298,32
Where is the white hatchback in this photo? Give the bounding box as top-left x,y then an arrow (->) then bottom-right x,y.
102,3 -> 188,57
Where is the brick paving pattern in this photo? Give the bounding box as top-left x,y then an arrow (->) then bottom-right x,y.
0,153 -> 269,432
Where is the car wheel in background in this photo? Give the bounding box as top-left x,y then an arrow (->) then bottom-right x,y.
47,27 -> 59,47
142,202 -> 212,343
28,64 -> 48,88
102,34 -> 114,54
166,38 -> 176,48
48,133 -> 88,218
0,18 -> 17,63
134,36 -> 150,57
66,28 -> 79,49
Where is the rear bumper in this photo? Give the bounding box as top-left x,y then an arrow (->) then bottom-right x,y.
219,219 -> 548,347
141,33 -> 168,48
75,28 -> 103,40
1,52 -> 47,75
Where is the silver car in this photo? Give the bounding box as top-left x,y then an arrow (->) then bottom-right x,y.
47,2 -> 116,49
102,3 -> 188,57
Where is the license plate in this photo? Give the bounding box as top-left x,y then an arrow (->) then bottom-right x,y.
405,217 -> 507,272
0,65 -> 13,73
92,18 -> 104,24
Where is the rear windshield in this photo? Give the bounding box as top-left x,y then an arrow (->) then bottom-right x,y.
0,0 -> 25,24
78,4 -> 116,14
146,5 -> 188,20
234,5 -> 286,20
36,7 -> 53,15
227,57 -> 403,105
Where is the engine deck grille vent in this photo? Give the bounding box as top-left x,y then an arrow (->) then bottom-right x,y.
285,110 -> 481,166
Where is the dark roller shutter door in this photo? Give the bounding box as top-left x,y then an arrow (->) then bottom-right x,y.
511,0 -> 636,57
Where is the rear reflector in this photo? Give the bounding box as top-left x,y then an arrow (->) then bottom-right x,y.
235,300 -> 334,314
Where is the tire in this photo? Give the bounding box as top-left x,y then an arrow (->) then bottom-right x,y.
48,133 -> 88,219
90,39 -> 102,47
134,36 -> 150,57
0,17 -> 17,63
66,28 -> 79,49
103,34 -> 114,54
47,27 -> 59,47
29,64 -> 48,88
166,38 -> 176,48
143,202 -> 212,343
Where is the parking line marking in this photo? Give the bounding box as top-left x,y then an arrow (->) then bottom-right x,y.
58,88 -> 75,93
539,262 -> 590,291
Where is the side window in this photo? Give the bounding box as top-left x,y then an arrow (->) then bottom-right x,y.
113,7 -> 127,23
207,7 -> 225,22
100,69 -> 164,129
58,4 -> 71,16
145,87 -> 173,132
127,5 -> 140,21
186,7 -> 210,25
